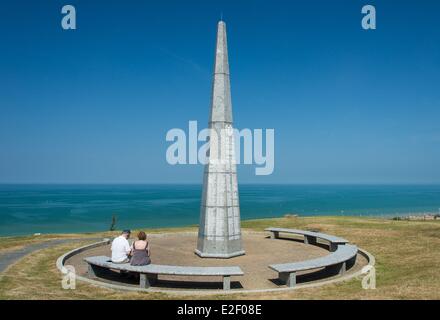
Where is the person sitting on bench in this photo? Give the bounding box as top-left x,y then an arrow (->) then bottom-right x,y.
130,231 -> 151,266
111,230 -> 132,263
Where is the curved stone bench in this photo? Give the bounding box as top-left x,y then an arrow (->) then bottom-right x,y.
269,244 -> 358,287
84,256 -> 243,290
265,227 -> 349,251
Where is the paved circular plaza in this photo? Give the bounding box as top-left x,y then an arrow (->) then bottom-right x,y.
65,231 -> 369,291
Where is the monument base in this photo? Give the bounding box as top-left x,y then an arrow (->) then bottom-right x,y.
196,236 -> 245,259
194,249 -> 246,259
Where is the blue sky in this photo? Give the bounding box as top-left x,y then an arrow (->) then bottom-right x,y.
0,0 -> 439,184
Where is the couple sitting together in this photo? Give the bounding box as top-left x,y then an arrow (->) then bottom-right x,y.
111,230 -> 151,266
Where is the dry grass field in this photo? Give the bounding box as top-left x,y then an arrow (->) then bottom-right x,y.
0,216 -> 439,299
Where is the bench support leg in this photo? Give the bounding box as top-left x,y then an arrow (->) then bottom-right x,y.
139,274 -> 149,288
223,276 -> 231,290
88,264 -> 105,278
140,274 -> 158,288
280,272 -> 296,287
329,243 -> 338,252
346,255 -> 357,269
326,262 -> 346,276
304,235 -> 317,245
341,262 -> 346,275
270,231 -> 279,239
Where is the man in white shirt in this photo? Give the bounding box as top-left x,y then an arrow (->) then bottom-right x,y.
111,230 -> 132,263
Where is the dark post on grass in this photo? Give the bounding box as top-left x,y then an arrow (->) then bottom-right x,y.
109,214 -> 117,231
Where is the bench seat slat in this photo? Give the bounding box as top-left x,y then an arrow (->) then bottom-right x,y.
84,256 -> 244,276
265,227 -> 349,244
269,244 -> 358,273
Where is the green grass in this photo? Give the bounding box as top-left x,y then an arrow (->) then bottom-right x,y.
1,216 -> 439,299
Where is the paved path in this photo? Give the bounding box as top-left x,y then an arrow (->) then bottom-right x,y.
0,238 -> 101,273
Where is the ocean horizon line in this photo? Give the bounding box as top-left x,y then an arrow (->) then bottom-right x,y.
1,182 -> 440,186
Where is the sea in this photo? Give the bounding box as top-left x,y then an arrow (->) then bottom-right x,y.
0,184 -> 439,236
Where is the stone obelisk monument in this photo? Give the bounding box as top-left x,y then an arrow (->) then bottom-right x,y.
195,21 -> 245,258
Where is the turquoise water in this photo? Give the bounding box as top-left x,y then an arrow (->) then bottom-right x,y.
0,184 -> 439,236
